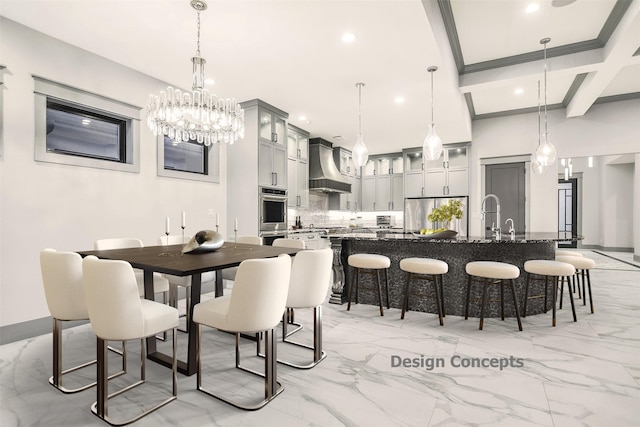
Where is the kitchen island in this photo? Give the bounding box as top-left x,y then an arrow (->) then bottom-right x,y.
330,232 -> 581,319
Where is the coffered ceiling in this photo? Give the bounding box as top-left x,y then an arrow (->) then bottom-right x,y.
1,0 -> 638,155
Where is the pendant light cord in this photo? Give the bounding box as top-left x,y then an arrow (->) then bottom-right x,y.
430,70 -> 435,126
537,80 -> 541,147
542,39 -> 549,136
357,83 -> 363,136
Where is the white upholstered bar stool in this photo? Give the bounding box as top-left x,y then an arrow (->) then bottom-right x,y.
157,235 -> 216,332
275,248 -> 333,369
82,256 -> 178,426
193,255 -> 291,410
399,258 -> 448,325
555,249 -> 584,257
556,255 -> 596,314
40,249 -> 125,394
347,254 -> 391,316
522,260 -> 577,326
464,261 -> 523,331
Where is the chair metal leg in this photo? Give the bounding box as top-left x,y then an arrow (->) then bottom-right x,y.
400,272 -> 412,319
347,268 -> 358,311
439,275 -> 446,317
543,275 -> 549,313
376,269 -> 384,316
509,279 -> 523,331
383,268 -> 390,309
500,279 -> 505,321
432,274 -> 444,326
479,278 -> 488,330
49,319 -> 126,394
552,277 -> 557,326
566,276 -> 577,322
586,270 -> 594,313
198,326 -> 284,410
91,332 -> 177,426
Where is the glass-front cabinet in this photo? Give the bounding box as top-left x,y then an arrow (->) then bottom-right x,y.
403,143 -> 469,197
256,102 -> 288,189
329,147 -> 360,211
361,153 -> 404,211
287,124 -> 309,208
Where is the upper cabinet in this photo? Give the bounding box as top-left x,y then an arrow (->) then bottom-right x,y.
403,143 -> 470,197
328,147 -> 360,211
254,102 -> 288,189
287,124 -> 309,209
361,153 -> 404,211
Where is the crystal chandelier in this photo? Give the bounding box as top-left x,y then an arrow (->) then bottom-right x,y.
535,37 -> 556,167
423,66 -> 443,161
146,0 -> 244,146
352,82 -> 369,169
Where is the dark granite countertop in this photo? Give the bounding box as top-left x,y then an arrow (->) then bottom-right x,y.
329,231 -> 582,243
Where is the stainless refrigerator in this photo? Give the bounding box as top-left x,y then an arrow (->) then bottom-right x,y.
404,196 -> 469,238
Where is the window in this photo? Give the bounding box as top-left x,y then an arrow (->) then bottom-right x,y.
45,100 -> 127,162
163,136 -> 207,175
34,76 -> 140,173
157,134 -> 220,183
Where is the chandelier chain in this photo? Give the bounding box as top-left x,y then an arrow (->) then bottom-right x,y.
196,10 -> 201,56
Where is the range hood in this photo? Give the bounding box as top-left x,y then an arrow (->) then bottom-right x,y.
308,138 -> 351,193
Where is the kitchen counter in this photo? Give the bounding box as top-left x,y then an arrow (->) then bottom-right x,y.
329,233 -> 582,320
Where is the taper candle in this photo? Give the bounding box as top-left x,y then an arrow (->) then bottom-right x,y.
181,211 -> 186,228
216,213 -> 220,227
165,217 -> 170,234
234,218 -> 238,231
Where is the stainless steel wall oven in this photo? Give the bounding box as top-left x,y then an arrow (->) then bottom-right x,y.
259,187 -> 287,233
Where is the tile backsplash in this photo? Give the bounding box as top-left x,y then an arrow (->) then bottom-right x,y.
288,193 -> 403,229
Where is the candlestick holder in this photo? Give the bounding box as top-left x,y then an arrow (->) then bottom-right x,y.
165,231 -> 170,246
181,226 -> 185,243
216,225 -> 219,233
234,230 -> 238,249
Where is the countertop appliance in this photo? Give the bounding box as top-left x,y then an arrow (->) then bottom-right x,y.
287,229 -> 330,249
376,215 -> 396,228
404,196 -> 469,238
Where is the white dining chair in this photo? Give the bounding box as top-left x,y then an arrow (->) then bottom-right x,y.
221,235 -> 263,284
40,249 -> 125,394
82,256 -> 179,425
157,235 -> 216,332
193,254 -> 291,410
273,248 -> 333,369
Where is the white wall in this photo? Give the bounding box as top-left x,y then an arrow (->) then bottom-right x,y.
635,154 -> 640,261
469,100 -> 640,238
600,158 -> 634,249
0,19 -> 228,327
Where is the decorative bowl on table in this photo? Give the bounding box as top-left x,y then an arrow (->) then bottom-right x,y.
412,229 -> 458,240
182,230 -> 225,253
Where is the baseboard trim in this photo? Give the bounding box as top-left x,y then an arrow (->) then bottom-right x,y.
0,317 -> 89,346
578,244 -> 633,252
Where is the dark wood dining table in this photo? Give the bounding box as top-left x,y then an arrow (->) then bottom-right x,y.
78,242 -> 302,376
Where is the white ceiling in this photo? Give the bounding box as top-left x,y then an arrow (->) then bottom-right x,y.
1,0 -> 639,155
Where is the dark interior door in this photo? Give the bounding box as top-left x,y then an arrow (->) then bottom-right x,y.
485,163 -> 526,238
558,178 -> 578,248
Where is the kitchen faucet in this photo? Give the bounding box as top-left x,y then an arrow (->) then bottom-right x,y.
481,194 -> 501,240
505,218 -> 515,240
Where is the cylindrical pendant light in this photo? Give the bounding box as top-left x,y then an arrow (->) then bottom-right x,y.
535,37 -> 557,167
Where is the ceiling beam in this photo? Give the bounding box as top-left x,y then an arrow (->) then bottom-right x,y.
566,0 -> 640,117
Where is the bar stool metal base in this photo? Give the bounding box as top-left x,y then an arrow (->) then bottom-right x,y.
347,267 -> 389,316
465,276 -> 523,331
400,272 -> 445,326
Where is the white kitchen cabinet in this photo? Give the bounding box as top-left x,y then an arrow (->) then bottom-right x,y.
329,147 -> 361,211
227,99 -> 289,236
287,123 -> 310,209
360,153 -> 403,211
403,143 -> 469,197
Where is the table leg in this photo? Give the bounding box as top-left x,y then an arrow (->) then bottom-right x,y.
147,273 -> 202,376
144,270 -> 157,355
215,270 -> 223,297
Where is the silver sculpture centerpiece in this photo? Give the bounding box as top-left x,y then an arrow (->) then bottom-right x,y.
182,230 -> 224,253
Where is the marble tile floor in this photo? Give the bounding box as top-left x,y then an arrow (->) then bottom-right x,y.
1,253 -> 639,426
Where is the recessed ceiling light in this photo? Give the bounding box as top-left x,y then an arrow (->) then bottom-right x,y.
81,119 -> 91,125
299,115 -> 307,121
514,88 -> 524,95
342,32 -> 357,43
525,3 -> 539,13
205,78 -> 215,85
394,96 -> 405,104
